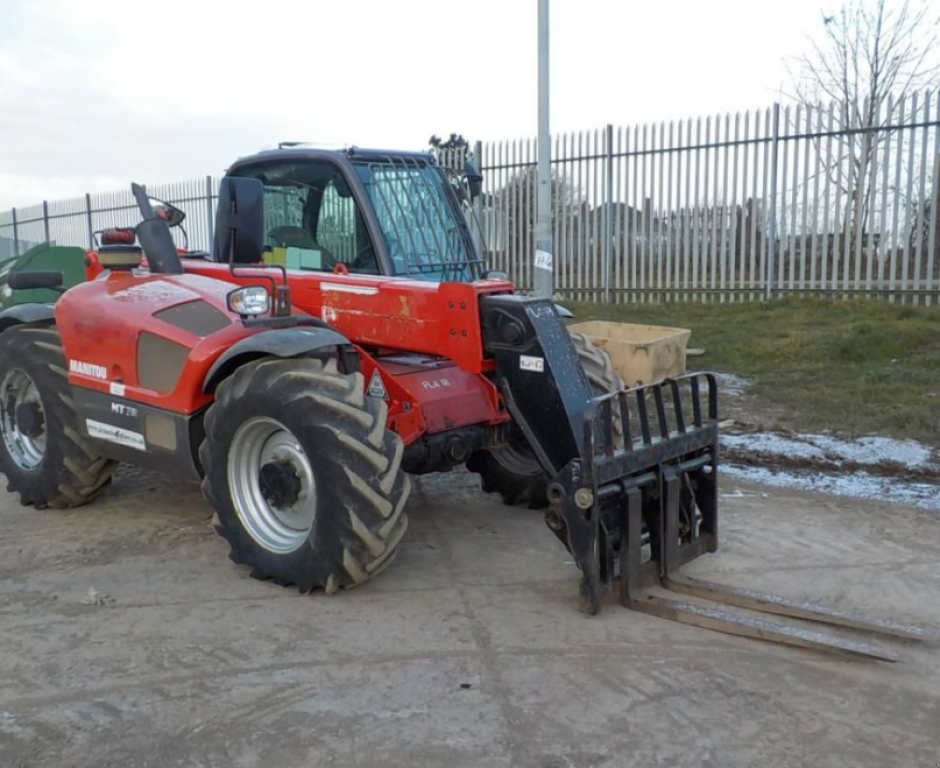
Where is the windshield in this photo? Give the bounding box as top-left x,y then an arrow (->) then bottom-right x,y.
352,159 -> 484,282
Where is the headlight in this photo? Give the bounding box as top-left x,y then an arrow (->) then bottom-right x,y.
227,285 -> 270,317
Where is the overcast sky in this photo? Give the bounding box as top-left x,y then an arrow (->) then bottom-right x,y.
0,0 -> 836,209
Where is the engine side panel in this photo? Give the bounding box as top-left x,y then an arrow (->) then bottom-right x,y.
55,271 -> 258,416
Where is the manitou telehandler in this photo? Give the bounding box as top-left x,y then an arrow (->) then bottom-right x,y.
0,148 -> 927,659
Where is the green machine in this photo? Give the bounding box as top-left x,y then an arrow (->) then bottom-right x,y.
0,243 -> 86,311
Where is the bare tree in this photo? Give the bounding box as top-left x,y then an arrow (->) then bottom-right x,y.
788,0 -> 940,268
791,0 -> 939,116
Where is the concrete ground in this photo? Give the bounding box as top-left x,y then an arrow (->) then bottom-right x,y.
1,467 -> 938,768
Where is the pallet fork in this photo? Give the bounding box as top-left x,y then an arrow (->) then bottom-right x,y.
549,374 -> 931,661
479,297 -> 931,661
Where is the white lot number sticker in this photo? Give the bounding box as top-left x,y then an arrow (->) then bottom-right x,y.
534,250 -> 553,271
86,419 -> 146,451
520,355 -> 545,373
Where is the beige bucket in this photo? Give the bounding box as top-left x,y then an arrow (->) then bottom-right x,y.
569,321 -> 692,386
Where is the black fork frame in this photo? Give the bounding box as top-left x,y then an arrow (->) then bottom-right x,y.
547,373 -> 720,615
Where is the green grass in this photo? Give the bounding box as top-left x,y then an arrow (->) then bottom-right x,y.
562,298 -> 940,444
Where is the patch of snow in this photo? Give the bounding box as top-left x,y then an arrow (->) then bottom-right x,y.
715,372 -> 751,397
725,463 -> 940,513
804,434 -> 934,469
721,433 -> 827,462
721,431 -> 938,473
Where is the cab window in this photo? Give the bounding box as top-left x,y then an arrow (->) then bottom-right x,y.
239,160 -> 379,275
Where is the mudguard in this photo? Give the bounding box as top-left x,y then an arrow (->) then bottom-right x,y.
203,326 -> 351,393
0,303 -> 56,332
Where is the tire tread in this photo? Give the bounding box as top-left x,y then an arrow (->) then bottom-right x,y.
202,356 -> 409,593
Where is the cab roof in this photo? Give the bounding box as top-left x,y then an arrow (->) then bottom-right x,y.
228,147 -> 437,176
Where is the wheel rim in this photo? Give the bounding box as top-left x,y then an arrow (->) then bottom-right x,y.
227,417 -> 317,554
0,369 -> 47,471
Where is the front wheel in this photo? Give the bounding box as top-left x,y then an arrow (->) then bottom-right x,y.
201,356 -> 410,592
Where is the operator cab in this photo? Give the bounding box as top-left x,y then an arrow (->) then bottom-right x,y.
223,148 -> 486,283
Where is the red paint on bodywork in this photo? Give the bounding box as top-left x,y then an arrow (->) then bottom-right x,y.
178,262 -> 515,446
75,253 -> 516,447
181,261 -> 512,374
57,270 -> 259,415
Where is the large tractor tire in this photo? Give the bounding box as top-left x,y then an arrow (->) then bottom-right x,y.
201,356 -> 410,593
0,325 -> 117,508
467,331 -> 623,509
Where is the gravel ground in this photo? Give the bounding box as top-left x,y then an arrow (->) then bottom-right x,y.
1,466 -> 938,767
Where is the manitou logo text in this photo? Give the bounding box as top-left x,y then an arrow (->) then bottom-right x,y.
69,360 -> 108,380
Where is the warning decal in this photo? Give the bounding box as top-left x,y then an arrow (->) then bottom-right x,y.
368,370 -> 388,399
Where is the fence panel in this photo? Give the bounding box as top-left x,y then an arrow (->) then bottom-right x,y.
0,177 -> 221,260
2,93 -> 939,303
471,89 -> 940,303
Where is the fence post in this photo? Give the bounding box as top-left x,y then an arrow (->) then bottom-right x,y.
42,201 -> 50,243
85,193 -> 94,249
11,208 -> 19,257
765,102 -> 781,300
205,175 -> 215,252
604,124 -> 614,305
472,141 -> 484,259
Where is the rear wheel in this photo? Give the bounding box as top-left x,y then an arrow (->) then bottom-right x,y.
467,331 -> 623,509
201,356 -> 410,592
0,325 -> 116,508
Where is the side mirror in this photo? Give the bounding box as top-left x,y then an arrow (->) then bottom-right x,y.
129,185 -> 187,228
214,177 -> 265,264
152,201 -> 186,228
465,160 -> 483,200
130,182 -> 183,274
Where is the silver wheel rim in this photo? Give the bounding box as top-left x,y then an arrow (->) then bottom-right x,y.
227,417 -> 317,554
0,369 -> 46,471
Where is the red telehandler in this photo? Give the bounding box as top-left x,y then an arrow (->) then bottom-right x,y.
0,148 -> 928,659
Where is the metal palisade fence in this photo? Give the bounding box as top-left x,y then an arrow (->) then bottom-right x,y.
3,90 -> 939,304
468,89 -> 940,304
0,178 -> 221,260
